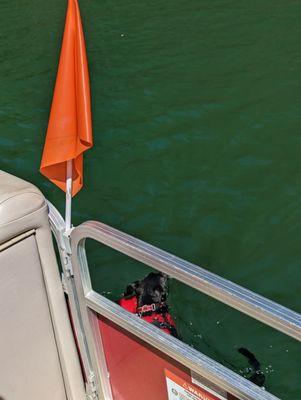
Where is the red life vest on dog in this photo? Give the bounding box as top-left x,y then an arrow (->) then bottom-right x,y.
118,296 -> 177,336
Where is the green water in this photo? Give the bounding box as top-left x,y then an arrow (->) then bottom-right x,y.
1,1 -> 300,398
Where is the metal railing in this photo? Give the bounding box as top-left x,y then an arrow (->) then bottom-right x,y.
48,203 -> 111,400
48,202 -> 301,400
72,221 -> 301,342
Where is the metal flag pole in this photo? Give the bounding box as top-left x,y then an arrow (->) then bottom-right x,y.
65,159 -> 73,231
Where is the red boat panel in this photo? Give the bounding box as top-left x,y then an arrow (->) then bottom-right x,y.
97,315 -> 228,400
98,315 -> 192,399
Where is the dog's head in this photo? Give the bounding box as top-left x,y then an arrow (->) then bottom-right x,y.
124,272 -> 168,306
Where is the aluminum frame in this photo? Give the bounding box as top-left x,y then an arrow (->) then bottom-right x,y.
72,221 -> 301,341
48,202 -> 112,400
69,220 -> 301,400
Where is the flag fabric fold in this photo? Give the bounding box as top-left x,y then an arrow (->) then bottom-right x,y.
40,0 -> 93,196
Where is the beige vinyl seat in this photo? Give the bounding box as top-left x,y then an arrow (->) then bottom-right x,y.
0,171 -> 85,400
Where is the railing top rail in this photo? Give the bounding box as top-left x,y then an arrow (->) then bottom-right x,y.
71,221 -> 301,341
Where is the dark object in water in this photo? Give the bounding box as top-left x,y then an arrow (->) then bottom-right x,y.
118,272 -> 179,338
238,347 -> 265,387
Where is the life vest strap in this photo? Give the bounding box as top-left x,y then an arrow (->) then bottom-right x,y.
136,302 -> 166,316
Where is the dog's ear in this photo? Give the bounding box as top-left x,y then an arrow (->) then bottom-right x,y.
124,280 -> 141,297
159,273 -> 168,289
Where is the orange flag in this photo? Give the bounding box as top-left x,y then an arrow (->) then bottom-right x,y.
40,0 -> 93,196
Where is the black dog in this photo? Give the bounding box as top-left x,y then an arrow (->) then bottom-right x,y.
118,272 -> 179,338
118,273 -> 265,391
124,272 -> 167,306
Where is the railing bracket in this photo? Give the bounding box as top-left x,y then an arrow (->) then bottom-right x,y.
62,229 -> 74,277
85,372 -> 99,400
